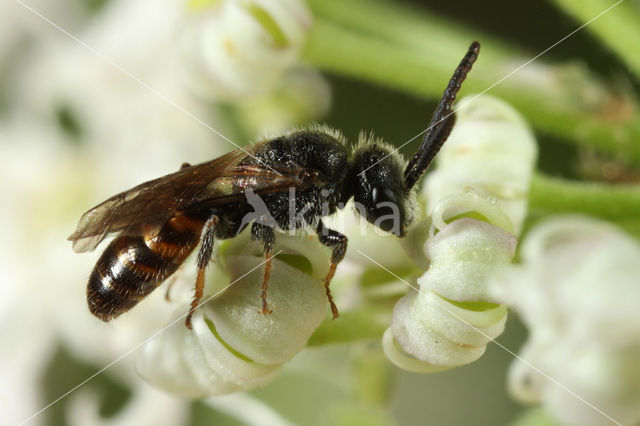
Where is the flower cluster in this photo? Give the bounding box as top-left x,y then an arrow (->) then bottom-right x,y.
137,95 -> 539,395
138,230 -> 332,396
384,95 -> 537,372
179,0 -> 330,136
491,216 -> 640,426
2,0 -> 328,422
6,0 -> 640,423
180,0 -> 312,101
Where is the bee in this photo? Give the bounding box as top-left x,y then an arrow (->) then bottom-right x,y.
69,42 -> 480,329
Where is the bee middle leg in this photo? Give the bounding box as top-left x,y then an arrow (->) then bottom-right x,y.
251,223 -> 276,315
316,220 -> 347,319
185,214 -> 219,329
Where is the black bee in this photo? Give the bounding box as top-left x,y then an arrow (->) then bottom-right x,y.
69,42 -> 480,329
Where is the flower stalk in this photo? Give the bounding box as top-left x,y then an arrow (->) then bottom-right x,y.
303,0 -> 640,166
552,0 -> 640,80
529,173 -> 640,237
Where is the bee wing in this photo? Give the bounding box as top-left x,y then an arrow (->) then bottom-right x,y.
69,149 -> 314,253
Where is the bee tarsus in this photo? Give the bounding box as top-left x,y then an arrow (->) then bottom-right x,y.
251,222 -> 276,315
185,214 -> 219,329
316,220 -> 346,319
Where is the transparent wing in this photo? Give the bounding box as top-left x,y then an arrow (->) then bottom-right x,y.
69,149 -> 316,252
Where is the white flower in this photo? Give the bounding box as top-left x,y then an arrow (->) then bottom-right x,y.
1,0 -> 237,423
12,0 -> 232,181
423,95 -> 537,235
384,96 -> 537,372
0,0 -> 85,70
0,112 -> 199,426
180,0 -> 312,101
491,216 -> 640,426
9,0 -> 233,357
138,230 -> 332,396
384,214 -> 515,371
234,67 -> 332,137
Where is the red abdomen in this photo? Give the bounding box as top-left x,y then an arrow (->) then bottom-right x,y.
87,213 -> 204,321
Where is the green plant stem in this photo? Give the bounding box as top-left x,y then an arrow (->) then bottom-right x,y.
308,306 -> 390,346
303,0 -> 640,166
350,347 -> 392,406
307,0 -> 521,62
529,173 -> 640,225
512,407 -> 562,426
552,0 -> 640,80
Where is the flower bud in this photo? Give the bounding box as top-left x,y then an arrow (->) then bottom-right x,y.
385,96 -> 536,372
234,67 -> 332,137
180,0 -> 312,101
423,95 -> 537,235
138,231 -> 330,396
385,217 -> 513,369
491,216 -> 640,426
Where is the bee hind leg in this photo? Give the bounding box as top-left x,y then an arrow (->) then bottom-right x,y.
316,220 -> 347,319
185,214 -> 219,329
251,223 -> 276,315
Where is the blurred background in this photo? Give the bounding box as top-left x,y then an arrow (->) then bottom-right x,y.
1,0 -> 639,425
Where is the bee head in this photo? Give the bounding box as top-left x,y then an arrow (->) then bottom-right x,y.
349,143 -> 409,237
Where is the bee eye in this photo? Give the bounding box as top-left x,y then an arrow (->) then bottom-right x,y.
369,187 -> 404,235
372,187 -> 398,206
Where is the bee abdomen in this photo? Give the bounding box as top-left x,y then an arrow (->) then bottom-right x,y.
87,215 -> 203,321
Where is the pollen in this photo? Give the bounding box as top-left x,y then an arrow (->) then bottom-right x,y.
222,38 -> 236,56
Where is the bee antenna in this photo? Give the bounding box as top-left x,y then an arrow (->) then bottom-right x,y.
403,41 -> 480,190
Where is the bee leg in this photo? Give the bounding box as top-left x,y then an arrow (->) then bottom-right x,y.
180,162 -> 192,170
316,220 -> 347,319
185,215 -> 219,329
251,223 -> 275,315
164,274 -> 179,301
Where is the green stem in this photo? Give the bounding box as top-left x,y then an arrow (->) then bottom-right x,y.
512,407 -> 562,426
303,0 -> 640,166
307,0 -> 520,62
308,306 -> 390,346
552,0 -> 640,80
529,173 -> 640,235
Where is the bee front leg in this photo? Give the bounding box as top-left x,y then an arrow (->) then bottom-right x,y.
185,214 -> 219,329
251,223 -> 275,315
316,220 -> 347,319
